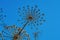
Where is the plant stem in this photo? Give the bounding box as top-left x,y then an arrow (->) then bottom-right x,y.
18,21 -> 29,35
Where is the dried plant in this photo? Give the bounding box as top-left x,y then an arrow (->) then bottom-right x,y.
17,5 -> 46,30
0,25 -> 30,40
0,8 -> 6,27
0,5 -> 46,40
33,31 -> 40,40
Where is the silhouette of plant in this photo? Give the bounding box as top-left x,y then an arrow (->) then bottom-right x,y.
17,5 -> 46,30
33,31 -> 40,40
0,25 -> 30,40
0,5 -> 46,40
0,8 -> 6,27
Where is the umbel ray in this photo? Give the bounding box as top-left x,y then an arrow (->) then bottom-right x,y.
17,5 -> 46,31
0,25 -> 30,40
0,8 -> 30,40
17,5 -> 46,40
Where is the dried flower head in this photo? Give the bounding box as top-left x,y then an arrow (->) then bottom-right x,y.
0,25 -> 30,40
17,5 -> 46,29
33,31 -> 40,40
0,8 -> 6,27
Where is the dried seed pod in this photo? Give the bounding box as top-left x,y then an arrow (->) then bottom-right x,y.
0,25 -> 30,40
17,5 -> 46,30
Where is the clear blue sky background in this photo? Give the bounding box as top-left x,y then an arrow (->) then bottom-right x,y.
0,0 -> 60,40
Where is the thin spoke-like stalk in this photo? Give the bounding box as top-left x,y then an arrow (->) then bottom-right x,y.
18,21 -> 29,35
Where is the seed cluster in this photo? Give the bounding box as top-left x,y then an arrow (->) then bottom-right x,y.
0,5 -> 46,40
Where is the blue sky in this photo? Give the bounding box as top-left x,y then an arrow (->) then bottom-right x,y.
0,0 -> 60,40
